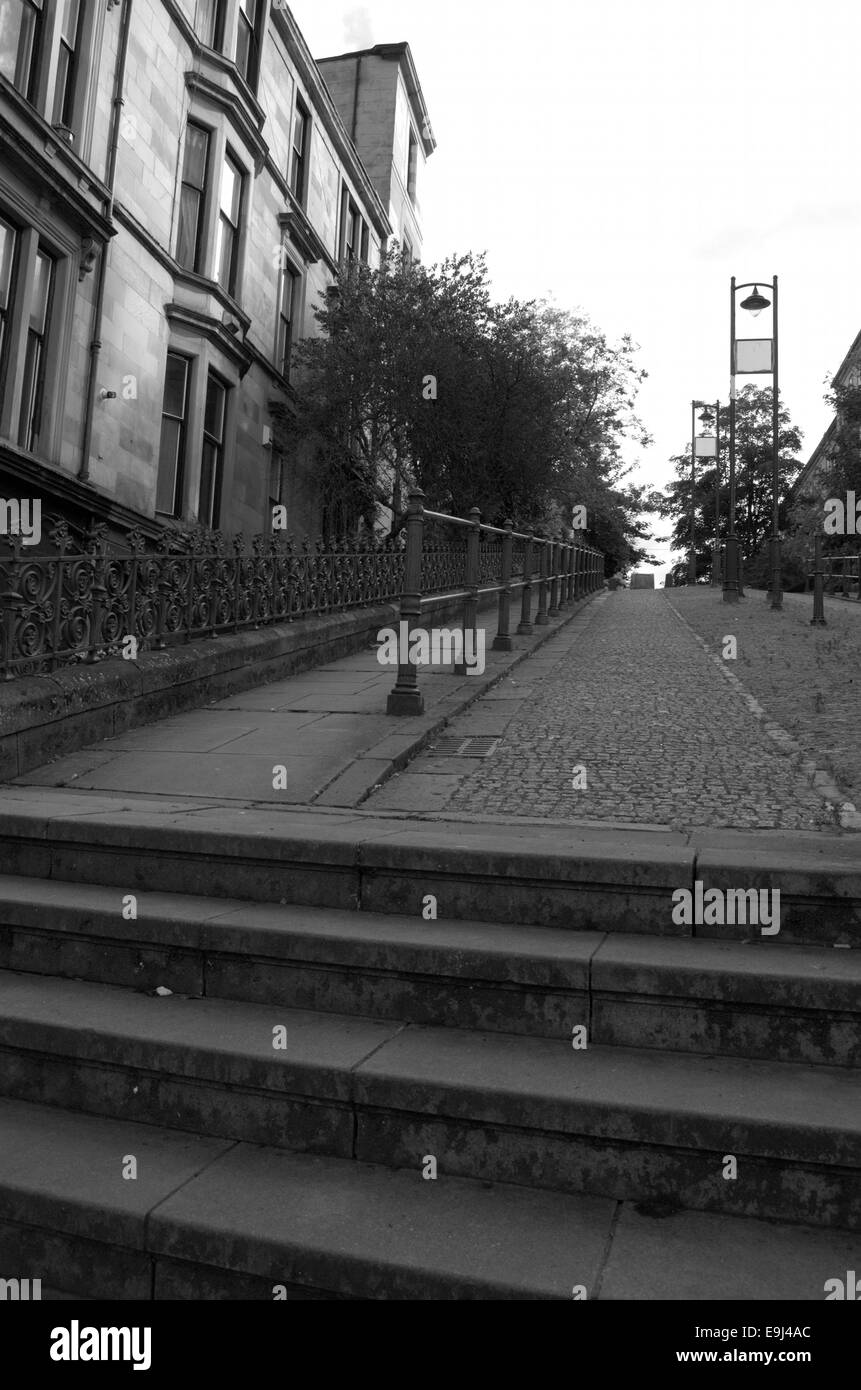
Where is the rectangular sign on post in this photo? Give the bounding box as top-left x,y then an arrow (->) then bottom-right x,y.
694,436 -> 717,458
734,338 -> 774,374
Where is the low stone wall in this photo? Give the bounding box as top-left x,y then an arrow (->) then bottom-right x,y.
0,594 -> 500,780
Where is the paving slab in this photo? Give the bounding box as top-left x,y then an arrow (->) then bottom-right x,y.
0,971 -> 402,1102
148,1142 -> 616,1300
599,1204 -> 861,1300
0,1096 -> 230,1247
354,1027 -> 861,1163
16,751 -> 331,803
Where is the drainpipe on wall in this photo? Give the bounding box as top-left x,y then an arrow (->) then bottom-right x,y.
78,0 -> 133,482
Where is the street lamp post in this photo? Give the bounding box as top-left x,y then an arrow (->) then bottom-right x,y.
726,276 -> 781,608
689,401 -> 719,587
698,403 -> 721,586
688,401 -> 697,585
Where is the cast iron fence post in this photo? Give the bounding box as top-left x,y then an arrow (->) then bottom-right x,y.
387,489 -> 426,715
86,531 -> 107,664
0,537 -> 23,681
518,535 -> 534,634
548,536 -> 560,617
536,535 -> 549,625
493,520 -> 514,652
811,532 -> 827,628
457,507 -> 481,675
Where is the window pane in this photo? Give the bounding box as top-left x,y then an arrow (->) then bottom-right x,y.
280,268 -> 294,321
0,219 -> 15,306
177,187 -> 201,269
163,353 -> 188,419
235,23 -> 250,78
182,124 -> 209,189
204,376 -> 225,441
220,156 -> 241,222
156,418 -> 181,513
29,250 -> 51,330
240,0 -> 257,22
199,441 -> 222,528
197,0 -> 221,46
51,46 -> 70,123
18,329 -> 41,447
294,109 -> 306,155
214,218 -> 234,288
60,0 -> 79,44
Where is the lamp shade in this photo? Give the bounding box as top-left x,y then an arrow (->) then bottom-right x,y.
740,285 -> 771,317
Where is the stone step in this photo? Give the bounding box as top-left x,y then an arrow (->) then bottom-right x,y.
0,972 -> 857,1229
1,877 -> 858,1062
0,1097 -> 857,1301
2,794 -> 859,943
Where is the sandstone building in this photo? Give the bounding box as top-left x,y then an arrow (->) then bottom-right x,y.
0,2 -> 435,543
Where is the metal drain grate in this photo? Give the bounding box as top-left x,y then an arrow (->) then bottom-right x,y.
432,736 -> 501,758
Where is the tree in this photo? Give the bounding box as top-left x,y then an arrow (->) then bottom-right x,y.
656,387 -> 803,579
272,248 -> 652,573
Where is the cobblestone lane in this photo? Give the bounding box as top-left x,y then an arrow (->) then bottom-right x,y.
441,592 -> 834,829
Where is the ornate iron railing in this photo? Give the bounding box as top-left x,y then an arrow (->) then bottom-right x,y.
386,491 -> 606,715
0,522 -> 409,680
0,505 -> 607,685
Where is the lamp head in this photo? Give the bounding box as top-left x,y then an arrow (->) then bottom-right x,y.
740,285 -> 771,318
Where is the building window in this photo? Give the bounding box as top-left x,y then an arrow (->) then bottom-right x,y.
339,189 -> 368,267
177,122 -> 210,273
214,150 -> 243,295
277,260 -> 298,379
51,0 -> 82,126
199,372 -> 226,528
18,247 -> 53,452
407,128 -> 418,201
197,0 -> 225,50
156,353 -> 190,516
0,0 -> 43,103
290,100 -> 309,203
235,0 -> 261,89
0,218 -> 16,387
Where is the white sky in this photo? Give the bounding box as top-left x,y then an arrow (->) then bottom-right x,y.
289,0 -> 861,573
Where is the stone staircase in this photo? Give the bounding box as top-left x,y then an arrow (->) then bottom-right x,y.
0,805 -> 858,1300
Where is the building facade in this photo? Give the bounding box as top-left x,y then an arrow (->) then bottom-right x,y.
0,2 -> 435,545
789,330 -> 861,509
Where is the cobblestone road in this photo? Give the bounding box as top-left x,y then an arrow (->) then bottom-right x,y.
439,592 -> 834,830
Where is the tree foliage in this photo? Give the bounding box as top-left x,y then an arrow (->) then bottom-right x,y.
656,387 -> 803,579
271,250 -> 652,574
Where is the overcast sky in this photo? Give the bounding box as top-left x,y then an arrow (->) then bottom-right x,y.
289,0 -> 861,572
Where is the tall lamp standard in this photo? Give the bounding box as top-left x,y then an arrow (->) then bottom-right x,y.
689,401 -> 719,584
726,276 -> 781,608
697,403 -> 721,585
